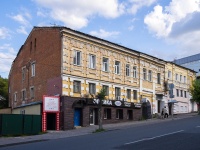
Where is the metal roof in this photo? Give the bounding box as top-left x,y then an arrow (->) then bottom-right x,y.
174,53 -> 200,65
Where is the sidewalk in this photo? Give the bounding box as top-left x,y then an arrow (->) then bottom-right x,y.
0,112 -> 198,147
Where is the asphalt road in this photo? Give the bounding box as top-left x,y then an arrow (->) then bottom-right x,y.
0,116 -> 200,150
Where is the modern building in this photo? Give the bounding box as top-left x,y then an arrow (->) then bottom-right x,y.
174,53 -> 200,78
9,27 -> 196,130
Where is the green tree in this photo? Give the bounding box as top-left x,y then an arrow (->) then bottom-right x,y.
0,76 -> 8,108
96,88 -> 106,130
189,79 -> 200,114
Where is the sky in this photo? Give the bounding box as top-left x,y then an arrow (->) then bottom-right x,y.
0,0 -> 200,78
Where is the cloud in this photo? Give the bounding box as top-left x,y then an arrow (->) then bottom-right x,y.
89,29 -> 120,39
0,27 -> 11,39
128,25 -> 134,31
128,0 -> 157,14
9,8 -> 32,35
10,14 -> 30,26
34,0 -> 125,29
17,26 -> 28,35
170,12 -> 200,37
144,0 -> 200,37
144,0 -> 200,59
0,44 -> 16,78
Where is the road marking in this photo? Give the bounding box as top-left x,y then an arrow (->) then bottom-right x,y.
125,130 -> 184,145
196,126 -> 200,128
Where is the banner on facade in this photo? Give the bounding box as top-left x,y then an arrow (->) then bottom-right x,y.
87,98 -> 136,108
43,95 -> 60,112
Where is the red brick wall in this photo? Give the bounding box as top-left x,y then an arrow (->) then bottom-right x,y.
61,96 -> 142,130
9,27 -> 62,108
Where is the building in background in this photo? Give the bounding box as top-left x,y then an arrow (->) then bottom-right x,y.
174,53 -> 200,79
9,27 -> 196,130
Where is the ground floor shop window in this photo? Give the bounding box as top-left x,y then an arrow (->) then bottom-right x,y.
127,110 -> 133,120
116,109 -> 123,119
104,108 -> 111,119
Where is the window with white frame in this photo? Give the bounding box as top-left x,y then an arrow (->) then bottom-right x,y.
148,70 -> 152,81
115,87 -> 121,99
22,67 -> 26,81
89,54 -> 96,69
176,74 -> 178,81
89,83 -> 96,94
157,73 -> 161,84
31,63 -> 35,77
115,61 -> 120,74
184,76 -> 186,83
73,81 -> 81,93
103,85 -> 109,96
30,87 -> 35,99
168,70 -> 171,78
127,89 -> 131,99
22,90 -> 26,101
184,91 -> 187,98
143,68 -> 147,80
133,90 -> 137,100
180,75 -> 182,82
102,57 -> 109,72
14,93 -> 17,102
73,50 -> 81,65
176,89 -> 179,97
126,64 -> 130,76
180,90 -> 183,97
133,66 -> 137,78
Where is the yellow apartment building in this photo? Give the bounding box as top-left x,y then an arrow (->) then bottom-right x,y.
9,27 -> 196,130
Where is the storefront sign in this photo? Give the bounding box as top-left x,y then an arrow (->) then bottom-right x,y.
115,101 -> 122,106
134,103 -> 142,108
88,99 -> 134,108
43,96 -> 60,112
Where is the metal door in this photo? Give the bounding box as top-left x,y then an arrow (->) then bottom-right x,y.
74,109 -> 81,126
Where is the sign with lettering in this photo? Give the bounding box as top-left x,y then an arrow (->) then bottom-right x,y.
87,99 -> 134,108
134,103 -> 142,108
43,96 -> 60,112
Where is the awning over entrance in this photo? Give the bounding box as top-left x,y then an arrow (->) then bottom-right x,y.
168,100 -> 177,103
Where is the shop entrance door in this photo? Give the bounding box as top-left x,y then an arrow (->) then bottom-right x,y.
89,108 -> 95,125
74,108 -> 81,126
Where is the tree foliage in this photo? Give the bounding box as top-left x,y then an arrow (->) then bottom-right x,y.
189,79 -> 200,103
96,88 -> 106,130
0,76 -> 8,108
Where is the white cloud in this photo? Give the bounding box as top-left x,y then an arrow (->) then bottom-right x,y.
128,0 -> 157,14
10,14 -> 30,26
0,44 -> 16,78
144,0 -> 200,37
89,29 -> 120,39
34,0 -> 125,29
144,0 -> 200,58
9,8 -> 32,35
0,27 -> 10,39
17,26 -> 28,35
128,25 -> 134,31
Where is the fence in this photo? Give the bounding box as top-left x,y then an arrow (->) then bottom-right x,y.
0,114 -> 41,136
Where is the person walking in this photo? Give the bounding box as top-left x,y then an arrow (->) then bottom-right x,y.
161,107 -> 164,119
163,106 -> 168,118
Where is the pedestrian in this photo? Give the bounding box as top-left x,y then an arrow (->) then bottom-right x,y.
161,107 -> 164,119
163,106 -> 168,118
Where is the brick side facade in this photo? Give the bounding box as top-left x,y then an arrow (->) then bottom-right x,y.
9,27 -> 62,108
